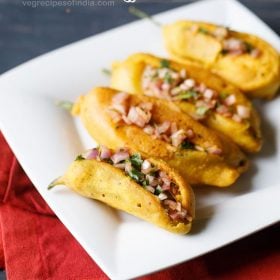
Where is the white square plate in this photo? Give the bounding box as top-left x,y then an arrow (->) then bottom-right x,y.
0,0 -> 280,278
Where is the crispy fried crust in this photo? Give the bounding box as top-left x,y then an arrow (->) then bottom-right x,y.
111,53 -> 262,153
53,158 -> 195,234
163,21 -> 280,99
72,87 -> 248,187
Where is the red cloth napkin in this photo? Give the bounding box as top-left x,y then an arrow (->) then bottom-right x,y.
0,132 -> 279,280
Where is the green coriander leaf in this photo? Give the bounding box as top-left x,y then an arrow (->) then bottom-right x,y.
103,158 -> 113,164
154,186 -> 162,195
220,92 -> 229,99
198,27 -> 210,35
181,140 -> 195,150
160,59 -> 170,68
75,155 -> 85,161
152,72 -> 158,79
196,106 -> 209,116
56,100 -> 73,111
164,72 -> 172,84
128,6 -> 162,27
128,168 -> 144,183
176,90 -> 198,100
149,169 -> 158,176
142,179 -> 149,187
215,101 -> 221,109
244,42 -> 254,53
130,153 -> 143,169
102,68 -> 112,76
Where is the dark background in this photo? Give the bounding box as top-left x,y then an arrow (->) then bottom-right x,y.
0,0 -> 280,75
0,0 -> 279,279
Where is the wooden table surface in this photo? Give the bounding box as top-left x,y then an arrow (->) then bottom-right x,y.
0,0 -> 279,279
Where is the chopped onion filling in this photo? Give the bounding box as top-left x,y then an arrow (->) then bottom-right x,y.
81,146 -> 192,223
141,63 -> 251,123
190,24 -> 260,57
108,92 -> 222,155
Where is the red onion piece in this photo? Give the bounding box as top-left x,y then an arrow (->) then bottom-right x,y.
86,148 -> 99,160
157,121 -> 171,134
171,129 -> 187,147
99,146 -> 112,160
111,151 -> 129,164
163,199 -> 177,210
112,92 -> 129,105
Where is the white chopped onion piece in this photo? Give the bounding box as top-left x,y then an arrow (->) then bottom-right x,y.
111,103 -> 127,115
195,145 -> 205,152
214,26 -> 229,39
171,129 -> 187,147
198,83 -> 206,93
250,48 -> 261,58
127,106 -> 148,128
237,105 -> 250,119
203,89 -> 215,100
143,125 -> 154,135
179,83 -> 190,91
107,109 -> 122,124
142,159 -> 151,170
184,78 -> 195,88
186,215 -> 193,222
232,114 -> 242,123
176,202 -> 182,212
162,183 -> 171,191
162,83 -> 171,91
139,102 -> 153,112
113,163 -> 126,169
112,92 -> 129,105
171,72 -> 179,79
156,121 -> 171,134
170,87 -> 181,96
159,171 -> 168,179
158,193 -> 168,200
146,186 -> 155,193
162,177 -> 171,187
125,161 -> 132,173
224,94 -> 236,106
170,122 -> 178,134
207,146 -> 222,155
179,69 -> 187,78
146,174 -> 154,184
224,38 -> 244,51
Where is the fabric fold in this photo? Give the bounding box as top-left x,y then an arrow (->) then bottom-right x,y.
0,132 -> 279,280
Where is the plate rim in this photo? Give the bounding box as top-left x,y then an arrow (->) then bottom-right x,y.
0,0 -> 280,279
